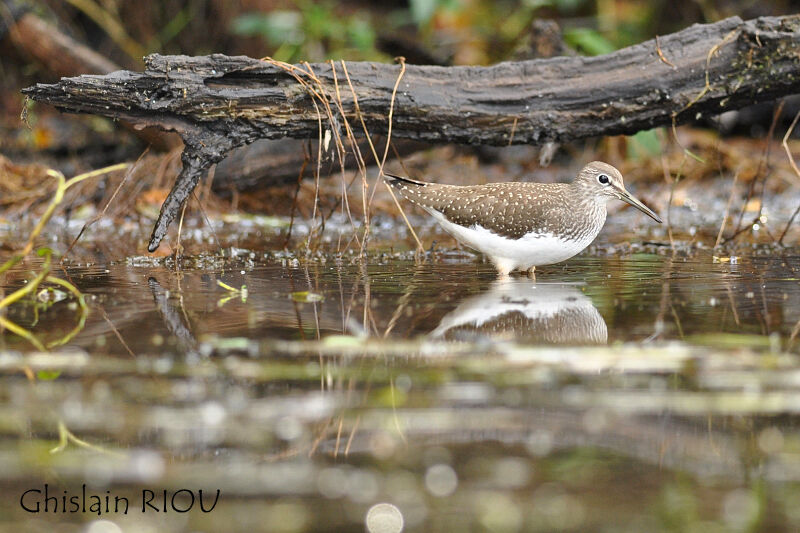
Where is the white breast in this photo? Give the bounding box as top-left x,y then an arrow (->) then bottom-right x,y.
428,208 -> 602,271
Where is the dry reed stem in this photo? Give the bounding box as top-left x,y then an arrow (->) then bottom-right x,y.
264,57 -> 423,253
507,117 -> 518,146
376,58 -> 424,253
174,200 -> 188,267
381,58 -> 407,170
666,157 -> 687,250
334,415 -> 344,458
100,307 -> 136,358
305,62 -> 360,249
344,414 -> 360,456
715,168 -> 740,248
655,35 -> 676,68
283,154 -> 310,250
390,376 -> 408,445
261,58 -> 329,250
328,61 -> 370,252
64,148 -> 149,260
683,29 -> 739,111
668,30 -> 738,164
264,57 -> 366,251
4,162 -> 130,269
728,100 -> 784,242
339,62 -> 372,234
341,61 -> 384,253
341,59 -> 424,253
779,110 -> 800,245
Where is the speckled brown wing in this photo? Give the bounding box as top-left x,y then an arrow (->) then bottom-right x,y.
384,174 -> 571,240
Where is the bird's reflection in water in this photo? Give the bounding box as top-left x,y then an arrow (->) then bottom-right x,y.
431,279 -> 607,345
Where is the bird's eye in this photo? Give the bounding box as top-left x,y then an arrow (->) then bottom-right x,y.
598,174 -> 610,185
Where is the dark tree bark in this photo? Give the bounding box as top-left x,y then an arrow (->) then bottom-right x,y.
22,15 -> 800,250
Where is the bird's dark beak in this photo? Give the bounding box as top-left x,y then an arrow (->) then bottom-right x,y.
617,188 -> 662,223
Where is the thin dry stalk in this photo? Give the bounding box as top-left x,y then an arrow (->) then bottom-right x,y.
778,110 -> 800,245
191,190 -> 222,252
100,307 -> 136,358
174,201 -> 188,268
260,58 -> 330,250
341,59 -> 423,254
341,62 -> 386,253
344,414 -> 360,456
729,100 -> 784,241
380,58 -> 407,169
334,415 -> 344,458
329,61 -> 370,247
668,30 -> 738,164
283,153 -> 310,250
508,117 -> 518,146
308,416 -> 333,457
63,148 -> 148,259
306,61 -> 360,249
682,29 -> 740,111
715,168 -> 741,248
311,100 -> 325,248
390,377 -> 408,445
655,35 -> 677,68
666,157 -> 687,250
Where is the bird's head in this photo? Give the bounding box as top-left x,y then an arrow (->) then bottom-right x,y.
575,161 -> 661,223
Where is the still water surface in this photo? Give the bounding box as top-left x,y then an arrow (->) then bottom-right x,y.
2,251 -> 800,531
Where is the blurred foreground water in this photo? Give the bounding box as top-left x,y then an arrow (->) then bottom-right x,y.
2,251 -> 800,532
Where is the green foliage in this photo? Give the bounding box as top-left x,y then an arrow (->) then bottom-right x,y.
522,0 -> 590,11
628,129 -> 662,160
230,1 -> 383,63
409,0 -> 461,26
563,27 -> 616,55
36,370 -> 62,381
656,479 -> 700,531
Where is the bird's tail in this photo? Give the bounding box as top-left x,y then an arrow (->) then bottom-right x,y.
383,173 -> 428,188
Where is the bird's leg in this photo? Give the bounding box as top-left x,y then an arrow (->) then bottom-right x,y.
493,257 -> 514,280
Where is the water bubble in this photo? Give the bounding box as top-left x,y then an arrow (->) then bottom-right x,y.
201,402 -> 226,426
723,489 -> 760,529
129,450 -> 165,482
369,430 -> 398,460
395,374 -> 412,392
275,416 -> 303,441
758,426 -> 784,454
582,407 -> 607,434
347,469 -> 380,503
492,457 -> 531,488
318,467 -> 348,499
422,446 -> 452,467
533,483 -> 585,530
425,464 -> 458,497
365,503 -> 404,533
525,430 -> 553,456
85,520 -> 123,533
478,493 -> 523,532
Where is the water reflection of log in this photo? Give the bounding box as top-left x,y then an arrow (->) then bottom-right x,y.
148,277 -> 200,357
430,280 -> 607,345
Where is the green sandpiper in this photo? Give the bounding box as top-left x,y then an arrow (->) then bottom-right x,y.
384,161 -> 661,277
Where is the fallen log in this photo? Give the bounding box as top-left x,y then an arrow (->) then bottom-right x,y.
22,15 -> 800,251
